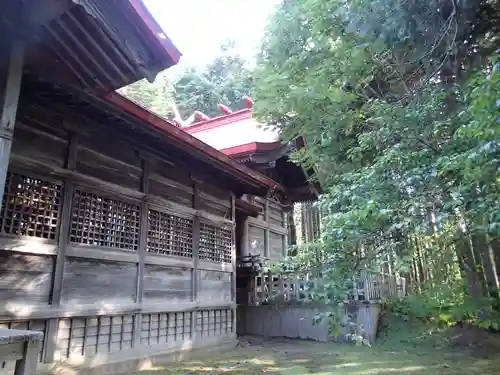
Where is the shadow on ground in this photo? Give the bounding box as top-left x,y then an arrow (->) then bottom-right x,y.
132,335 -> 500,375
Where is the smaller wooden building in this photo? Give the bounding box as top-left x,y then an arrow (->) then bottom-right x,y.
183,102 -> 321,264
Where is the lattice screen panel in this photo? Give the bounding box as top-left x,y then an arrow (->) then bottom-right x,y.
0,172 -> 61,239
147,210 -> 193,258
56,315 -> 134,359
199,223 -> 232,263
0,319 -> 47,369
196,309 -> 234,337
196,309 -> 233,337
140,311 -> 192,345
70,189 -> 140,251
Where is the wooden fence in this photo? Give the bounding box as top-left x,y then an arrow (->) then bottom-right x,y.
246,270 -> 407,306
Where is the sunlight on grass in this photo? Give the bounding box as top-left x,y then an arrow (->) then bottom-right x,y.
132,338 -> 500,375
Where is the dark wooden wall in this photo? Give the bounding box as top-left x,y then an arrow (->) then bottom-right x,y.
245,196 -> 288,262
0,104 -> 237,368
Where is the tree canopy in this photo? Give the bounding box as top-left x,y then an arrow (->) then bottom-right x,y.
174,40 -> 254,119
120,41 -> 254,121
254,0 -> 500,329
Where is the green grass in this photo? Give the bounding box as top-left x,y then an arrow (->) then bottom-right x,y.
132,337 -> 500,375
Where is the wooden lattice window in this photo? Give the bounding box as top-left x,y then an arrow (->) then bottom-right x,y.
196,309 -> 233,337
70,189 -> 140,250
199,222 -> 232,263
56,315 -> 133,359
0,172 -> 61,239
140,312 -> 192,345
147,210 -> 193,258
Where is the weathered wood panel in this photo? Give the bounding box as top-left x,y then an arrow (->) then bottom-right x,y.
254,199 -> 265,221
76,147 -> 142,191
150,157 -> 193,188
55,314 -> 134,359
78,129 -> 141,170
269,232 -> 285,260
143,265 -> 192,302
140,311 -> 192,345
196,309 -> 233,337
11,125 -> 67,168
247,225 -> 265,257
197,200 -> 230,219
268,201 -> 284,226
61,258 -> 137,304
197,185 -> 231,218
149,175 -> 193,208
198,270 -> 231,302
0,251 -> 54,305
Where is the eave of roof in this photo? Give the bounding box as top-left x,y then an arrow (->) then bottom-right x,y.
24,0 -> 181,93
104,93 -> 284,194
220,141 -> 283,158
127,0 -> 182,71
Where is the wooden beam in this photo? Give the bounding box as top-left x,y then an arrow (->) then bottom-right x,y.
264,199 -> 270,258
133,159 -> 149,348
282,210 -> 288,258
23,0 -> 72,29
191,182 -> 201,339
44,131 -> 76,363
230,193 -> 237,307
0,36 -> 24,209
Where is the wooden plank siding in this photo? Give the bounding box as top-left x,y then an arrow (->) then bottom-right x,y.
0,103 -> 237,369
245,197 -> 288,262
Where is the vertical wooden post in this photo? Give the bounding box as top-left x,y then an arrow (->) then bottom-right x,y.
44,132 -> 78,363
266,271 -> 273,302
282,210 -> 288,258
0,35 -> 24,208
133,159 -> 149,348
264,199 -> 269,259
241,217 -> 249,257
191,182 -> 201,340
14,340 -> 41,375
230,193 -> 237,336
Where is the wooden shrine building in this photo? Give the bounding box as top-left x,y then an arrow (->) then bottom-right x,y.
0,2 -> 282,374
183,101 -> 322,264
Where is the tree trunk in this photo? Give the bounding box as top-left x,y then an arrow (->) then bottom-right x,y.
473,233 -> 500,299
455,234 -> 484,299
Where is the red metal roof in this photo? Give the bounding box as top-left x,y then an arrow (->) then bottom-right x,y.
104,93 -> 283,194
183,109 -> 252,134
220,142 -> 283,158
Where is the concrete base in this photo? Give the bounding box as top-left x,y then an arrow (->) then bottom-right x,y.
238,302 -> 380,343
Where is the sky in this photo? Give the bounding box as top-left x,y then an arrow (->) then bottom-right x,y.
143,0 -> 281,69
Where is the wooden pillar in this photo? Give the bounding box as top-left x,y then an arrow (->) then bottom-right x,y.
0,36 -> 24,208
230,193 -> 237,335
44,132 -> 78,363
264,199 -> 269,259
14,340 -> 41,375
241,217 -> 249,257
133,159 -> 149,347
282,210 -> 288,258
191,181 -> 201,340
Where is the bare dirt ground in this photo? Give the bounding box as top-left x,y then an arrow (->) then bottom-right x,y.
132,335 -> 500,375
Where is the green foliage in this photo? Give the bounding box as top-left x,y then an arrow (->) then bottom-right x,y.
119,72 -> 174,118
254,0 -> 500,335
174,40 -> 254,118
120,40 -> 254,121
